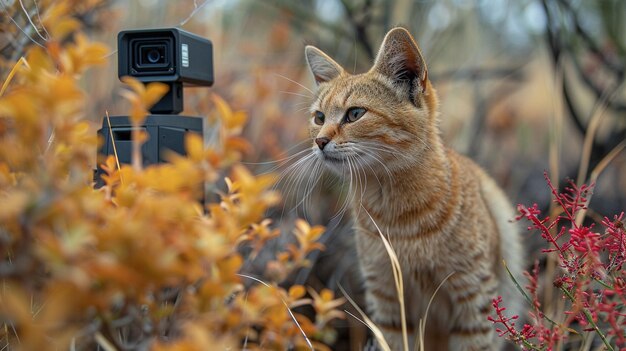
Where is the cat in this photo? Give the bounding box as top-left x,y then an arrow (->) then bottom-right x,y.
303,27 -> 524,351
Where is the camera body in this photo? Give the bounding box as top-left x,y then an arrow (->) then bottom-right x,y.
118,28 -> 213,114
118,28 -> 214,87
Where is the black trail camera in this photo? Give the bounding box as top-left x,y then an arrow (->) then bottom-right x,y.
95,28 -> 215,191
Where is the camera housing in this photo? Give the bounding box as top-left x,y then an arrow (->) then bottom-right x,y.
118,28 -> 214,113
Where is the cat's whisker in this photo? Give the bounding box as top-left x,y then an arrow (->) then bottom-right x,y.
276,153 -> 317,217
356,143 -> 402,158
361,143 -> 428,170
330,157 -> 353,222
295,101 -> 313,108
301,159 -> 323,218
274,73 -> 315,96
273,151 -> 315,185
353,150 -> 386,189
346,155 -> 360,217
353,147 -> 394,182
276,162 -> 306,216
358,142 -> 412,159
296,106 -> 313,113
280,91 -> 313,99
244,145 -> 311,171
351,154 -> 369,217
276,151 -> 328,220
347,155 -> 359,197
353,156 -> 367,215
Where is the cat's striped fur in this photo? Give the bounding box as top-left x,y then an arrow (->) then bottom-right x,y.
304,28 -> 524,350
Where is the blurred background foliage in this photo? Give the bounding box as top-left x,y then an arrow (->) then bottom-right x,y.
1,0 -> 625,350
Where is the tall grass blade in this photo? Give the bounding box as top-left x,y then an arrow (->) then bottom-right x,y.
105,110 -> 123,184
361,205 -> 409,351
575,140 -> 626,226
339,285 -> 392,351
576,81 -> 624,186
94,332 -> 118,351
417,271 -> 455,351
0,57 -> 29,97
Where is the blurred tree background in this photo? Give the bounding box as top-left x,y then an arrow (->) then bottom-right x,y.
1,0 -> 625,350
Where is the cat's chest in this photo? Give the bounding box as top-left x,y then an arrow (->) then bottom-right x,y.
352,222 -> 450,273
352,204 -> 458,265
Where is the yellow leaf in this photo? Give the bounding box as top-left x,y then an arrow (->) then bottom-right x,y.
142,82 -> 169,108
134,129 -> 149,144
120,77 -> 168,126
320,289 -> 334,302
62,33 -> 109,74
24,47 -> 54,79
212,94 -> 233,122
121,76 -> 145,95
0,190 -> 29,220
289,285 -> 306,299
185,133 -> 204,162
216,255 -> 243,283
42,3 -> 80,39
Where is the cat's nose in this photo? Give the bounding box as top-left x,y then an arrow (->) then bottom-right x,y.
315,137 -> 330,150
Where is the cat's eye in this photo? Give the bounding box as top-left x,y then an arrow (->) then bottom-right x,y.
345,107 -> 367,123
313,111 -> 325,125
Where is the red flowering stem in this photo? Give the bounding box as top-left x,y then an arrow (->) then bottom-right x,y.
518,204 -> 566,258
503,261 -> 558,326
489,296 -> 541,350
560,286 -> 614,351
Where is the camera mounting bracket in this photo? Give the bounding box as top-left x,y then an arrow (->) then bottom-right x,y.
151,82 -> 183,114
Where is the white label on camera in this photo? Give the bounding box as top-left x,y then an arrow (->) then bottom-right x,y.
181,44 -> 189,67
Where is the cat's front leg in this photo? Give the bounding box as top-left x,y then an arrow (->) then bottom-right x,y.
357,239 -> 414,350
363,279 -> 413,351
447,271 -> 501,351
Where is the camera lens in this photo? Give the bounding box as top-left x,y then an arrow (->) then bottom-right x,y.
146,49 -> 161,64
140,45 -> 166,66
129,37 -> 174,76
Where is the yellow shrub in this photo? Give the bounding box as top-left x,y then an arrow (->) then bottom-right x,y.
0,27 -> 342,351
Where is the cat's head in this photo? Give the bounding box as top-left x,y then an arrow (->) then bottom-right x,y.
305,27 -> 439,176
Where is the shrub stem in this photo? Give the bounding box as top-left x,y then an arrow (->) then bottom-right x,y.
560,287 -> 614,351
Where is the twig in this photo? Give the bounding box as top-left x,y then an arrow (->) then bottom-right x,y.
18,0 -> 48,42
431,66 -> 524,82
0,2 -> 45,49
557,0 -> 624,76
338,0 -> 375,60
176,0 -> 211,27
576,82 -> 622,186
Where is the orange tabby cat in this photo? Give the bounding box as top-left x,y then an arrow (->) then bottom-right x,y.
304,28 -> 524,350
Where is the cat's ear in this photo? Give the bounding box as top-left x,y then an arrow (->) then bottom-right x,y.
305,45 -> 344,85
372,27 -> 428,96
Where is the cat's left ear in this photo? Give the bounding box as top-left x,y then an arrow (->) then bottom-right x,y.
372,27 -> 428,97
305,45 -> 344,85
